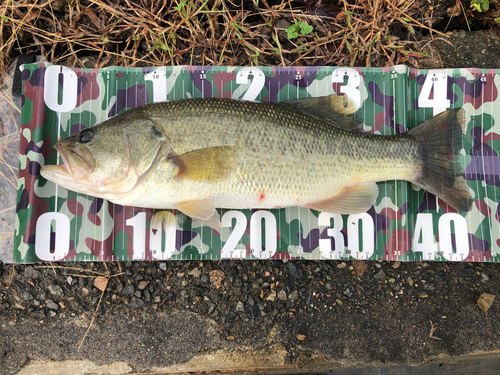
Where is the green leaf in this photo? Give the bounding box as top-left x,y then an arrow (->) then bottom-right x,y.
286,25 -> 299,39
101,37 -> 109,42
495,17 -> 500,23
299,22 -> 313,35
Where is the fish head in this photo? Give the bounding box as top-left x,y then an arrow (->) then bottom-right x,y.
41,118 -> 171,199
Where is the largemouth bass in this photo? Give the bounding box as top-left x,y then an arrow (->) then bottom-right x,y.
40,96 -> 472,226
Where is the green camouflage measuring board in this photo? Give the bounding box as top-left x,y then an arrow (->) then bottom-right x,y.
14,63 -> 500,263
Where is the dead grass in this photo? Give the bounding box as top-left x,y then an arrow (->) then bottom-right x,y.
0,0 -> 453,76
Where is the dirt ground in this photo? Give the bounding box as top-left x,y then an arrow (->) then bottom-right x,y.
2,257 -> 500,374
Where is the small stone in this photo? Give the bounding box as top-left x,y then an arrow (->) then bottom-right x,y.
288,262 -> 305,280
336,299 -> 343,305
277,290 -> 287,301
325,283 -> 333,291
421,293 -> 428,298
392,261 -> 401,269
236,301 -> 245,312
248,296 -> 254,306
374,269 -> 386,280
210,270 -> 225,288
208,303 -> 216,313
297,334 -> 306,341
266,290 -> 277,301
154,296 -> 161,303
459,30 -> 466,39
181,280 -> 188,287
189,268 -> 201,278
81,288 -> 90,296
25,266 -> 40,279
289,290 -> 299,303
388,278 -> 395,283
22,291 -> 33,301
66,276 -> 73,285
134,291 -> 142,298
375,263 -> 382,268
124,284 -> 135,295
48,284 -> 64,297
481,273 -> 490,282
477,293 -> 495,312
94,276 -> 108,291
159,263 -> 167,271
344,289 -> 353,298
201,275 -> 209,283
407,277 -> 414,287
337,262 -> 347,269
353,260 -> 368,276
45,299 -> 59,310
138,281 -> 150,290
130,297 -> 145,309
424,283 -> 436,291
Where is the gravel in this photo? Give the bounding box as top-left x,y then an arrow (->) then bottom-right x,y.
2,259 -> 500,374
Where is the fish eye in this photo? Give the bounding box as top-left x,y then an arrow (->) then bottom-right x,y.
80,129 -> 94,143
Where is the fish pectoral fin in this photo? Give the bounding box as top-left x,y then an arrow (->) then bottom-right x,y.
176,198 -> 217,221
304,183 -> 379,214
280,95 -> 361,130
170,146 -> 236,182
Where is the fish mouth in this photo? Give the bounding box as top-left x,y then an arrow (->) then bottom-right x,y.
40,142 -> 96,194
54,141 -> 95,181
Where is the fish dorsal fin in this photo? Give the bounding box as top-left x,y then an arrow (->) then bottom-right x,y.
176,198 -> 216,221
304,182 -> 378,214
169,146 -> 236,182
280,95 -> 361,130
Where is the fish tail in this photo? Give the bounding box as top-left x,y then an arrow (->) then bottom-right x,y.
409,108 -> 472,211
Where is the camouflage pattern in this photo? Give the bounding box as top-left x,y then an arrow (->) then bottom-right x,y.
12,63 -> 500,263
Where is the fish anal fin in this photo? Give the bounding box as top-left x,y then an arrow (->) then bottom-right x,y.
170,146 -> 236,182
304,183 -> 379,214
176,198 -> 216,221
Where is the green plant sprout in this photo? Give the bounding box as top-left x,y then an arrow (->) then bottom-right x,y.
286,20 -> 313,39
471,0 -> 489,12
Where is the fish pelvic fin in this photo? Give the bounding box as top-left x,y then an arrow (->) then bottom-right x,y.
304,182 -> 378,214
409,108 -> 472,211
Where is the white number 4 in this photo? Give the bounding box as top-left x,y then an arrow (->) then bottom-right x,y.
418,70 -> 450,116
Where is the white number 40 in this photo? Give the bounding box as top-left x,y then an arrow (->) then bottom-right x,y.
413,213 -> 469,261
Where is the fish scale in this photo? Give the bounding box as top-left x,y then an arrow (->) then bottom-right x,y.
137,98 -> 420,209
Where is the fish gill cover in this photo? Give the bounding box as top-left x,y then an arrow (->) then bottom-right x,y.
12,63 -> 500,263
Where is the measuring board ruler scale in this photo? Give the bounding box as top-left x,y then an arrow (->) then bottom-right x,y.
13,64 -> 500,263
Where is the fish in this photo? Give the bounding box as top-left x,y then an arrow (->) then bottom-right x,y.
40,95 -> 472,227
